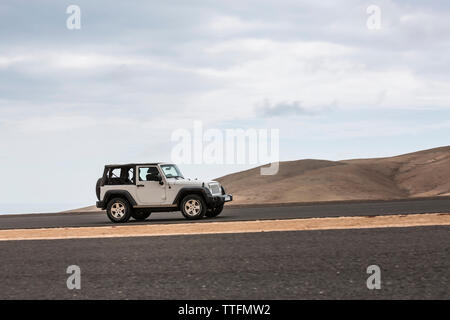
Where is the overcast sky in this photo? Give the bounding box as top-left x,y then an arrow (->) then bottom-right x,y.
1,0 -> 450,213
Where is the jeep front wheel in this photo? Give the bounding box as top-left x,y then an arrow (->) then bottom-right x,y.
206,204 -> 224,218
181,195 -> 206,220
106,198 -> 132,223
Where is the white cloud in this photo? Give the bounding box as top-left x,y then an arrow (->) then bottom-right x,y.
0,55 -> 27,68
208,15 -> 265,34
196,38 -> 450,114
15,115 -> 97,132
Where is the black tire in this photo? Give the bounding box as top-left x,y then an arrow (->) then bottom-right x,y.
131,210 -> 151,221
205,204 -> 224,218
106,198 -> 132,223
95,177 -> 103,200
181,194 -> 206,220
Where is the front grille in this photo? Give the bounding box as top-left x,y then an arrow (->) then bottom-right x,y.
209,184 -> 221,195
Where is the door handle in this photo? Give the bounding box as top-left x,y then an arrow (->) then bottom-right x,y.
137,184 -> 144,187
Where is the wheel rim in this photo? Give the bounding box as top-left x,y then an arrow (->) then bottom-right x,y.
184,199 -> 201,216
111,202 -> 126,219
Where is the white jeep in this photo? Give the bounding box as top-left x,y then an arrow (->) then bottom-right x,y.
95,163 -> 232,223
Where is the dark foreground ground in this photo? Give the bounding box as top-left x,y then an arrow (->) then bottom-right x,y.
0,225 -> 448,299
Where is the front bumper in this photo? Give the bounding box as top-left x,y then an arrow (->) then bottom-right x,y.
205,194 -> 233,208
223,194 -> 233,202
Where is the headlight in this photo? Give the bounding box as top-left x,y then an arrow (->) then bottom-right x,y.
208,183 -> 221,195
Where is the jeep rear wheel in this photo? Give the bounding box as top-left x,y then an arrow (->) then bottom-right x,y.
206,204 -> 224,218
106,198 -> 131,223
131,210 -> 151,221
181,195 -> 206,220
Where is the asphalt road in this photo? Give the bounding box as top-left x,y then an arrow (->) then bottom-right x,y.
0,226 -> 448,299
0,197 -> 449,230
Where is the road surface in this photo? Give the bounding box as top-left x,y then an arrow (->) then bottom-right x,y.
1,197 -> 450,230
0,226 -> 448,299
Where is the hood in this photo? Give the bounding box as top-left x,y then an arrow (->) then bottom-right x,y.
168,177 -> 219,186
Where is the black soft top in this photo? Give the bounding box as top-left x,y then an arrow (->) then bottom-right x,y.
104,163 -> 166,168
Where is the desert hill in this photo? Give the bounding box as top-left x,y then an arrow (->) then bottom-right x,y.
216,146 -> 450,205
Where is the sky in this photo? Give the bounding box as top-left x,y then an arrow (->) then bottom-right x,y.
0,0 -> 450,213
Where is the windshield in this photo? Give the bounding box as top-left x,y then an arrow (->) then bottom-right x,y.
160,164 -> 184,179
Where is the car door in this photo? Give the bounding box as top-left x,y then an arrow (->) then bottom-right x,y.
136,166 -> 167,205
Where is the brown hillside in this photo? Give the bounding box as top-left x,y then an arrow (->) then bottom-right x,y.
217,146 -> 450,205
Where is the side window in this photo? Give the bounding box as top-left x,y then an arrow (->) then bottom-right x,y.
106,168 -> 122,185
139,167 -> 160,181
110,168 -> 121,179
106,167 -> 134,185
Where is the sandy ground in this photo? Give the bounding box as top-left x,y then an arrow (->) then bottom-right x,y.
0,213 -> 448,241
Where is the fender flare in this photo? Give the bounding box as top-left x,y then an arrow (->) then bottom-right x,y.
104,190 -> 138,207
172,187 -> 212,207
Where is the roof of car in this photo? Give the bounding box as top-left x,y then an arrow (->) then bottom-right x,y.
105,163 -> 171,168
